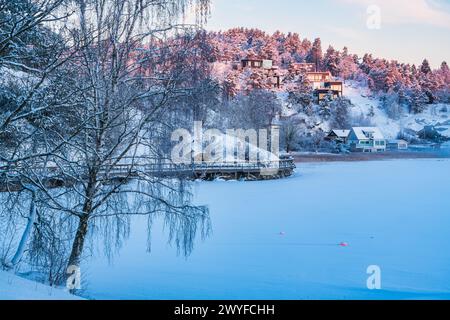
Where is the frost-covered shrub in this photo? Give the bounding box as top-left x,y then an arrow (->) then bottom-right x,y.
351,112 -> 373,127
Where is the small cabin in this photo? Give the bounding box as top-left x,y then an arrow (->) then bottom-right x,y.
241,59 -> 273,69
325,129 -> 350,144
348,127 -> 386,152
387,139 -> 408,150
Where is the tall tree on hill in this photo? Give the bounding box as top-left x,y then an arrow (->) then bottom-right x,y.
338,47 -> 359,80
419,60 -> 439,103
420,59 -> 432,75
437,61 -> 450,87
408,83 -> 429,114
323,45 -> 340,76
260,37 -> 280,65
307,38 -> 323,71
440,61 -> 450,78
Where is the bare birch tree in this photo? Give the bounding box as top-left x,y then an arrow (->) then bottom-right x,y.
4,0 -> 212,287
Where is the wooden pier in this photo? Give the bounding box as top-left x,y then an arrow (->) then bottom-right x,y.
0,157 -> 296,192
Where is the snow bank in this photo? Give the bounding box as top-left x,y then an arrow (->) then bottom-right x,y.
0,270 -> 83,300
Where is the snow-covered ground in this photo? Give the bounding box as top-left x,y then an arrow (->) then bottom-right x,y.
0,270 -> 82,300
344,82 -> 450,139
82,158 -> 450,300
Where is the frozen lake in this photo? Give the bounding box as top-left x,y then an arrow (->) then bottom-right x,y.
84,159 -> 450,299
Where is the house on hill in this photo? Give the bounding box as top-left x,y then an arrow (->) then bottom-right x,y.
306,71 -> 332,89
239,58 -> 283,89
314,81 -> 344,102
324,81 -> 343,95
241,58 -> 273,69
325,129 -> 350,144
304,71 -> 344,102
348,127 -> 386,152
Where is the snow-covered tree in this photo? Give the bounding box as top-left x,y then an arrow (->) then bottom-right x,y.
420,59 -> 432,75
330,98 -> 352,129
318,93 -> 333,120
323,45 -> 340,76
307,38 -> 323,71
228,90 -> 282,130
408,83 -> 429,114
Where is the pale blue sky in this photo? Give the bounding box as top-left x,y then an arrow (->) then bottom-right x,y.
203,0 -> 450,68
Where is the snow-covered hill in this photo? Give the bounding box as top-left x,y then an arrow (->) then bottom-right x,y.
344,82 -> 450,139
0,270 -> 82,300
344,83 -> 400,139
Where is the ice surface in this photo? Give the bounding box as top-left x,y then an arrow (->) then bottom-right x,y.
82,159 -> 450,300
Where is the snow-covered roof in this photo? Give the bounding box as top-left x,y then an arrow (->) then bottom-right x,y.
330,129 -> 350,138
351,127 -> 385,140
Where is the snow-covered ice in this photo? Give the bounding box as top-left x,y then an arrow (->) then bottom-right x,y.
82,159 -> 450,300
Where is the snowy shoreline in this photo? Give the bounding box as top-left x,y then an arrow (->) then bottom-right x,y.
0,270 -> 83,300
293,151 -> 448,163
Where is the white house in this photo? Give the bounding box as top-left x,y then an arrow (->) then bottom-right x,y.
348,127 -> 386,152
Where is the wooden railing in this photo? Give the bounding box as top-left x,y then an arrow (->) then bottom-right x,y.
0,157 -> 296,184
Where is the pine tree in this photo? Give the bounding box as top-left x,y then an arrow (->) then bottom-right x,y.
260,37 -> 280,65
438,61 -> 450,84
420,59 -> 432,74
307,38 -> 323,71
318,93 -> 333,120
323,45 -> 340,76
408,83 -> 429,114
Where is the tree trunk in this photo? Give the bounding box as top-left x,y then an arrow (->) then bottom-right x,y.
67,214 -> 89,269
9,189 -> 37,267
67,175 -> 96,270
